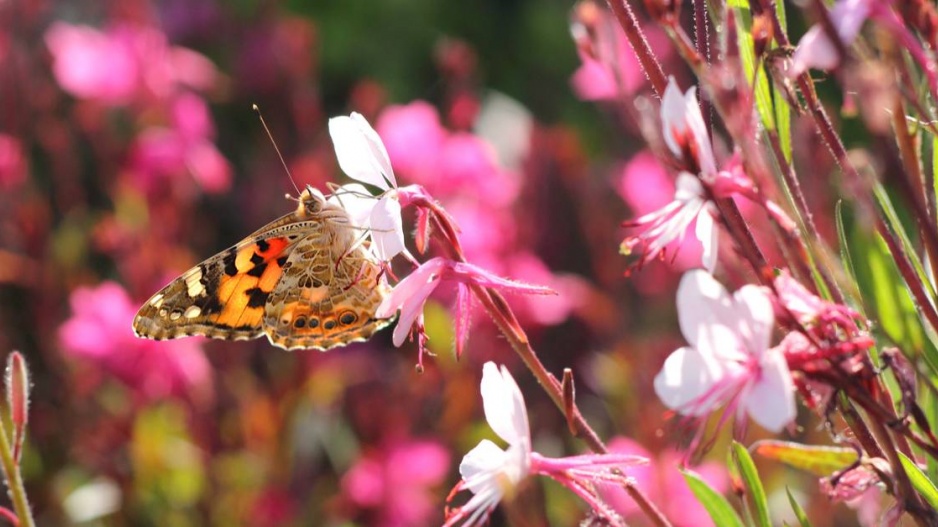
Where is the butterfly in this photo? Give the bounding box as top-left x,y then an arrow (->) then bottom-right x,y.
133,185 -> 392,351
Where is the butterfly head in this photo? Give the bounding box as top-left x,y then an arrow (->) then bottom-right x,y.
296,185 -> 328,217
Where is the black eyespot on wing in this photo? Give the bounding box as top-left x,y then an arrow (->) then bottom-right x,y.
294,317 -> 307,328
323,319 -> 336,331
339,312 -> 357,325
308,317 -> 320,329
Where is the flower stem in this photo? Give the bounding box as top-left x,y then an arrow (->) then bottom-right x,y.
0,415 -> 33,527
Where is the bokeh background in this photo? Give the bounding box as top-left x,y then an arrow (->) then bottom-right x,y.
0,0 -> 869,525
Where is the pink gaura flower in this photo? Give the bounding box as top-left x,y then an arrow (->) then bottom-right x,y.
130,93 -> 232,194
58,282 -> 211,401
376,258 -> 555,362
328,112 -> 406,262
789,0 -> 872,77
569,3 -> 672,101
44,22 -> 217,104
598,437 -> 728,527
376,102 -> 520,205
342,439 -> 450,527
654,270 -> 796,432
445,363 -> 645,527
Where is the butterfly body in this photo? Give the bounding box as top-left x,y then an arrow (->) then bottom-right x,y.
133,186 -> 392,351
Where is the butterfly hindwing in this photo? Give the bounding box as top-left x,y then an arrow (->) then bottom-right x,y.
262,231 -> 391,350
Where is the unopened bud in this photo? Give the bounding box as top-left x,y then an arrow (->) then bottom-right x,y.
6,352 -> 30,462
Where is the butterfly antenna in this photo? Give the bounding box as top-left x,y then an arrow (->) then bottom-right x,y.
253,104 -> 301,197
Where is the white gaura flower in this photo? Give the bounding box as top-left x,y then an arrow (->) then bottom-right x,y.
653,270 -> 796,433
327,112 -> 406,262
445,363 -> 645,527
621,78 -> 720,273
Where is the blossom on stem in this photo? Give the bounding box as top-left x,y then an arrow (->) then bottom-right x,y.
789,0 -> 871,77
375,258 -> 554,364
444,363 -> 645,527
328,112 -> 406,262
654,270 -> 796,432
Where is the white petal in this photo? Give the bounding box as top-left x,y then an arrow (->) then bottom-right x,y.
329,183 -> 377,227
328,114 -> 395,190
732,284 -> 775,357
674,172 -> 705,202
696,207 -> 718,273
683,88 -> 717,175
480,363 -> 530,449
660,77 -> 686,157
744,349 -> 796,432
654,346 -> 723,416
368,195 -> 405,261
676,270 -> 738,357
460,439 -> 509,493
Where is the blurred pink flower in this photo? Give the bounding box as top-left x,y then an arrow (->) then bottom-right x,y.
0,134 -> 26,190
570,10 -> 671,101
598,437 -> 728,527
377,101 -> 447,184
130,93 -> 232,194
342,439 -> 450,527
44,22 -> 217,104
58,281 -> 211,401
789,0 -> 871,77
376,102 -> 519,204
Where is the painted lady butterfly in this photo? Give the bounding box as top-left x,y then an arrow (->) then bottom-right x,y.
133,186 -> 392,350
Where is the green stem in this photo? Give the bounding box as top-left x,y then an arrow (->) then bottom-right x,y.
0,417 -> 33,527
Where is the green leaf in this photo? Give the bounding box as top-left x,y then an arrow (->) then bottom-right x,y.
683,470 -> 745,527
786,488 -> 814,527
752,440 -> 858,476
731,4 -> 775,132
899,452 -> 938,510
732,442 -> 771,527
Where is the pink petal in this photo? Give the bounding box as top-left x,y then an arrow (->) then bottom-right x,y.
660,78 -> 687,158
695,207 -> 718,273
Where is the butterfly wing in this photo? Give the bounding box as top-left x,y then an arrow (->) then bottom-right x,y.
133,221 -> 319,342
262,234 -> 391,351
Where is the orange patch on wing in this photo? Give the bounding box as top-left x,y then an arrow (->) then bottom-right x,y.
214,274 -> 264,328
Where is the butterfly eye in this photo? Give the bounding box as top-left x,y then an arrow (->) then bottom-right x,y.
304,198 -> 323,215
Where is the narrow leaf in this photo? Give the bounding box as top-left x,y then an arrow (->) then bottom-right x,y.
732,441 -> 771,527
899,452 -> 938,510
786,487 -> 814,527
752,440 -> 858,476
683,470 -> 745,527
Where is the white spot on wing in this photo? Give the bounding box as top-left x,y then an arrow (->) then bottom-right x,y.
149,293 -> 164,307
185,268 -> 205,298
184,306 -> 202,318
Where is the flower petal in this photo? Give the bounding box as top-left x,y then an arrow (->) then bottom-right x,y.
732,284 -> 775,358
328,113 -> 396,190
743,348 -> 796,432
459,439 -> 509,493
328,183 -> 377,227
480,363 -> 530,449
695,206 -> 718,274
654,346 -> 724,416
368,195 -> 406,261
676,270 -> 738,356
660,78 -> 686,157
